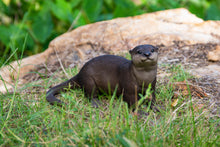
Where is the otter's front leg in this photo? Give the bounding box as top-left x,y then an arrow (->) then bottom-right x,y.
150,78 -> 160,112
151,77 -> 157,104
124,94 -> 150,116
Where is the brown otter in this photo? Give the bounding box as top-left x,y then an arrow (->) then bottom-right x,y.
46,44 -> 158,109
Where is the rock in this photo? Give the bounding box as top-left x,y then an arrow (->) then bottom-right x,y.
207,45 -> 220,61
190,64 -> 220,83
0,8 -> 220,93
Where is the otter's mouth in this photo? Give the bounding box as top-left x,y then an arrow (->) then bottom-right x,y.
141,57 -> 153,62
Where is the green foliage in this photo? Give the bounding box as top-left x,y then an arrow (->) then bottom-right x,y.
141,0 -> 220,20
0,0 -> 219,66
83,0 -> 103,22
207,2 -> 220,20
113,0 -> 138,17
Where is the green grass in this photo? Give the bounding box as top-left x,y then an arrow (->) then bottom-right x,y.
1,64 -> 220,146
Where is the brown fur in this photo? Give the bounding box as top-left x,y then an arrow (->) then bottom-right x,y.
46,44 -> 158,108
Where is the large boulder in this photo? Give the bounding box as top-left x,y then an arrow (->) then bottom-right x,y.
0,8 -> 220,93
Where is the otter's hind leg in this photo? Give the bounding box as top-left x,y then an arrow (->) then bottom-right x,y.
82,78 -> 100,108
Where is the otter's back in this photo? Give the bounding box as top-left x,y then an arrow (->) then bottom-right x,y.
77,55 -> 130,90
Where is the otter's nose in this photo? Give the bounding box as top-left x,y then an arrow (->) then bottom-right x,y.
144,52 -> 151,57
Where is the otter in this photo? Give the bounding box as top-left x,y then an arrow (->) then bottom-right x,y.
46,44 -> 158,109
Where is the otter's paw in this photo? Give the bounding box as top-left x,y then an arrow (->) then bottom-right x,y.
91,98 -> 101,108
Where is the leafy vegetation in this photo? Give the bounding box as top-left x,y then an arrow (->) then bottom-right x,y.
1,64 -> 219,146
0,0 -> 220,67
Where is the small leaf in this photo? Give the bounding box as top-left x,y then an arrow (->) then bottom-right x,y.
113,0 -> 137,17
83,0 -> 103,22
72,9 -> 87,27
171,99 -> 178,107
206,4 -> 220,20
49,0 -> 73,22
70,0 -> 81,8
0,24 -> 31,50
27,8 -> 53,43
0,25 -> 12,45
188,1 -> 208,19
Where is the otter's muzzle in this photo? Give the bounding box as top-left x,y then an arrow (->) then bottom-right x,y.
144,52 -> 151,57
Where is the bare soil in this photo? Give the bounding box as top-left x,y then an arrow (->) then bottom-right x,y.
157,41 -> 220,117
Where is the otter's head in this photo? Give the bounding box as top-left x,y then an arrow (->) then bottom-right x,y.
129,44 -> 158,67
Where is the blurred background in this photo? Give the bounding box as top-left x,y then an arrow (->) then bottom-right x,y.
0,0 -> 219,67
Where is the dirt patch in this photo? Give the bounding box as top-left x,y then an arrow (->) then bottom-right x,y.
157,41 -> 220,117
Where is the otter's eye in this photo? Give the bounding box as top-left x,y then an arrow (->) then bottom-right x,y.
151,49 -> 154,52
137,50 -> 142,54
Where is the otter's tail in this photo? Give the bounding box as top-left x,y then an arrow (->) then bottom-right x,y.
46,76 -> 79,106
